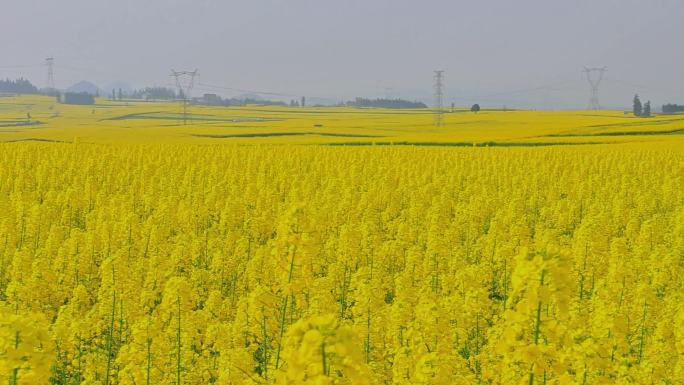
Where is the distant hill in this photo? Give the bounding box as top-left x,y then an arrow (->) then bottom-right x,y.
66,81 -> 101,96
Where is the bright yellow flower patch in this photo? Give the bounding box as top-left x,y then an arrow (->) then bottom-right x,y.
0,95 -> 682,384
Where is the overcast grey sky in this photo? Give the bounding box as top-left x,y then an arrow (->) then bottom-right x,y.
2,0 -> 683,108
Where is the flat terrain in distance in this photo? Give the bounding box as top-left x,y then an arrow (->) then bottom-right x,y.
1,95 -> 683,146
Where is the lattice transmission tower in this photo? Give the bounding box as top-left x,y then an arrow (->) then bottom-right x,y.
45,57 -> 55,91
384,86 -> 394,100
433,70 -> 444,126
583,66 -> 607,110
170,69 -> 199,125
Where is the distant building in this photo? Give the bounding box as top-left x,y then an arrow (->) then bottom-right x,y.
200,93 -> 222,105
59,92 -> 95,105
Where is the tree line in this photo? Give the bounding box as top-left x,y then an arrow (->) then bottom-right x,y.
345,97 -> 427,109
632,94 -> 651,117
126,87 -> 177,100
662,104 -> 684,114
0,78 -> 39,94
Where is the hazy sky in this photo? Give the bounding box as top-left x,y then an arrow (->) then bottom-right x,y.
2,0 -> 683,108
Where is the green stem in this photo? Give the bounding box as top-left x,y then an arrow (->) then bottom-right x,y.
275,245 -> 297,369
146,318 -> 152,385
637,300 -> 647,364
529,270 -> 545,385
77,336 -> 83,384
366,299 -> 371,363
261,312 -> 269,380
177,296 -> 182,385
321,341 -> 328,375
11,330 -> 20,385
503,258 -> 508,310
104,291 -> 116,385
533,271 -> 545,345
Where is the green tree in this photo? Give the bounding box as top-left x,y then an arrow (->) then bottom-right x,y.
643,101 -> 651,117
471,104 -> 481,113
633,94 -> 642,116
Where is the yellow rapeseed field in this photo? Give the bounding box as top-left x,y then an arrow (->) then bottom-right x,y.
0,96 -> 683,385
2,95 -> 684,145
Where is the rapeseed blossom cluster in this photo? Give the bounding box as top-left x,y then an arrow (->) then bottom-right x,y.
0,143 -> 682,384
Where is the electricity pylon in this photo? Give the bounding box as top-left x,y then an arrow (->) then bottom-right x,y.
434,70 -> 444,126
45,57 -> 55,91
170,69 -> 198,125
583,66 -> 606,110
384,86 -> 394,100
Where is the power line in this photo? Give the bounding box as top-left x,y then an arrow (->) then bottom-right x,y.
197,82 -> 300,98
197,81 -> 340,104
478,80 -> 577,98
433,70 -> 444,126
583,66 -> 607,110
54,63 -> 108,76
0,63 -> 44,69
